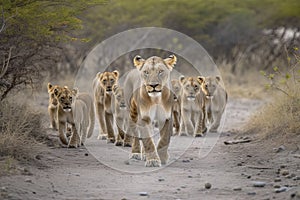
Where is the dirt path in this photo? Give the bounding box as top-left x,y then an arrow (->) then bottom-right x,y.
1,98 -> 299,200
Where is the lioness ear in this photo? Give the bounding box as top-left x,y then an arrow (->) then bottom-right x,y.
72,88 -> 79,96
179,75 -> 185,85
97,72 -> 103,79
47,83 -> 53,92
216,76 -> 221,82
112,70 -> 119,79
112,84 -> 119,94
198,76 -> 205,84
164,55 -> 177,70
133,55 -> 145,70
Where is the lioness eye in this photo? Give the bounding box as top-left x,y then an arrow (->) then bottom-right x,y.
110,79 -> 114,83
144,71 -> 149,76
205,84 -> 208,88
69,97 -> 72,101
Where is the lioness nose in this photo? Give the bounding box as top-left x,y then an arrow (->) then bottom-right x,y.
149,83 -> 159,88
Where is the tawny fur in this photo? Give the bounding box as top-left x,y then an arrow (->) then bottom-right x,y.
93,70 -> 119,143
199,76 -> 227,133
124,55 -> 177,167
179,76 -> 207,137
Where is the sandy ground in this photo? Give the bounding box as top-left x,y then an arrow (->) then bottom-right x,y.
0,98 -> 299,200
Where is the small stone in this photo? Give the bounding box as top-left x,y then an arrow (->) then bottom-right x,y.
182,159 -> 190,163
74,173 -> 80,177
252,181 -> 266,187
247,191 -> 256,195
281,170 -> 289,176
233,187 -> 242,191
237,163 -> 243,166
25,178 -> 32,183
124,160 -> 130,165
205,183 -> 212,189
280,164 -> 287,169
274,186 -> 287,193
188,175 -> 193,178
158,178 -> 165,182
189,158 -> 193,160
274,178 -> 281,182
293,176 -> 300,181
84,153 -> 89,156
274,185 -> 281,188
35,155 -> 42,160
139,192 -> 148,196
181,185 -> 187,189
121,198 -> 128,200
290,190 -> 300,199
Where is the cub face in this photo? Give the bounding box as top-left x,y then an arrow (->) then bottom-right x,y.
113,85 -> 127,110
47,83 -> 62,106
179,76 -> 202,101
199,76 -> 221,99
171,79 -> 181,101
133,55 -> 177,97
96,70 -> 119,94
55,86 -> 77,112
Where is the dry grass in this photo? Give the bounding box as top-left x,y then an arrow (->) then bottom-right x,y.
0,98 -> 46,162
219,64 -> 267,99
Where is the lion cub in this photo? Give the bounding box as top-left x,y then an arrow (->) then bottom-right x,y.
47,83 -> 62,130
112,85 -> 132,147
199,76 -> 227,133
55,86 -> 95,147
179,76 -> 206,137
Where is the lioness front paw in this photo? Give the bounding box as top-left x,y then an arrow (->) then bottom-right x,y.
68,142 -> 79,148
107,137 -> 115,144
130,153 -> 143,160
123,142 -> 132,147
179,132 -> 188,136
97,134 -> 107,140
115,140 -> 123,146
145,159 -> 161,167
194,132 -> 204,137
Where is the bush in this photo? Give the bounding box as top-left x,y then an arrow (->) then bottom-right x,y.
245,47 -> 300,146
0,98 -> 45,161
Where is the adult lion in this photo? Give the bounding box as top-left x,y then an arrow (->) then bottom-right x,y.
124,55 -> 177,167
199,76 -> 227,132
93,70 -> 119,143
55,86 -> 95,147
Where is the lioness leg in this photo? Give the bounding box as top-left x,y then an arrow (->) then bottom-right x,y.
105,112 -> 115,143
115,122 -> 124,146
95,102 -> 107,140
180,108 -> 194,136
157,119 -> 172,165
49,108 -> 58,130
130,136 -> 142,160
58,121 -> 68,145
68,123 -> 80,148
210,111 -> 221,132
194,111 -> 204,137
173,110 -> 180,136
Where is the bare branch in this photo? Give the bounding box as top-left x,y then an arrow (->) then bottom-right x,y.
0,6 -> 5,33
0,47 -> 13,79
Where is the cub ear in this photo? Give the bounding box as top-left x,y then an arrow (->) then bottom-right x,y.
197,76 -> 205,84
112,70 -> 119,79
164,55 -> 177,70
133,55 -> 145,70
47,83 -> 53,92
179,75 -> 185,85
72,88 -> 79,96
112,84 -> 119,94
216,76 -> 221,82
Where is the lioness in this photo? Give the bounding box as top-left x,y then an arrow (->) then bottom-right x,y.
124,55 -> 177,167
55,86 -> 95,147
179,76 -> 207,137
47,83 -> 62,130
112,84 -> 132,147
199,76 -> 227,132
93,70 -> 119,143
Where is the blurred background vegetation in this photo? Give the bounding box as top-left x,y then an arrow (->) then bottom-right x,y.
1,0 -> 300,100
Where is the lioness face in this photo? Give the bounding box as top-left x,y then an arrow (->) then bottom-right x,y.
47,83 -> 62,106
97,70 -> 119,94
171,79 -> 181,101
113,85 -> 127,110
55,86 -> 74,112
133,55 -> 177,98
199,76 -> 221,99
180,76 -> 202,101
